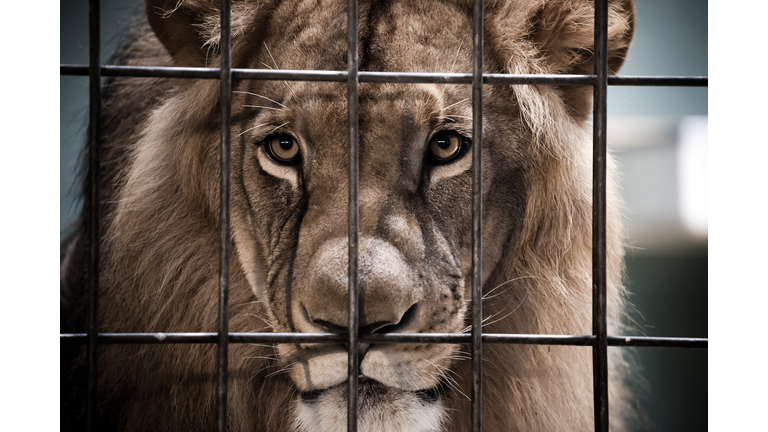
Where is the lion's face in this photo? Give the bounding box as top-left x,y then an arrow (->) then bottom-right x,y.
227,1 -> 526,429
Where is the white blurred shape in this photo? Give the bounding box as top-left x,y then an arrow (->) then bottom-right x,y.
677,116 -> 708,237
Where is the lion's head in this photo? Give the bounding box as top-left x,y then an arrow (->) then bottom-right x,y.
61,1 -> 636,431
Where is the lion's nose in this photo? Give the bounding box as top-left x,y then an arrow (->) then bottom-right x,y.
297,237 -> 423,336
307,302 -> 419,335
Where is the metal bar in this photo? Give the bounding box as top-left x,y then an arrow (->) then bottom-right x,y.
61,333 -> 709,348
346,1 -> 360,431
60,65 -> 709,87
607,336 -> 709,348
61,333 -> 344,345
592,1 -> 609,431
217,1 -> 232,432
471,0 -> 484,431
608,75 -> 708,87
85,0 -> 101,430
61,64 -> 221,79
363,72 -> 598,85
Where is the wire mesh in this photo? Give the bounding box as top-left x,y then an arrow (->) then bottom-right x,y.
62,1 -> 709,431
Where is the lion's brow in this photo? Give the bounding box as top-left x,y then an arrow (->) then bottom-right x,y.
233,91 -> 287,108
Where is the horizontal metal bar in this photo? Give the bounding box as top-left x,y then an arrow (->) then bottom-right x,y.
366,333 -> 597,346
608,75 -> 708,87
61,64 -> 220,79
60,332 -> 218,344
608,336 -> 708,348
60,332 -> 707,348
60,332 -> 346,345
361,72 -> 599,85
60,65 -> 708,87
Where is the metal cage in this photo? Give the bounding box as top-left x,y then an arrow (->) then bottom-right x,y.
60,1 -> 708,431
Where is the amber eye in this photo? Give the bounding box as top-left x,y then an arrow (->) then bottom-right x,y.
265,134 -> 300,164
428,131 -> 465,162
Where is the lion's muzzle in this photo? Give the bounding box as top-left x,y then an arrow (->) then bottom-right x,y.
281,235 -> 459,394
295,237 -> 422,334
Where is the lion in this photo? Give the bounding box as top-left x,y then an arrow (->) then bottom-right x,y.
60,0 -> 637,431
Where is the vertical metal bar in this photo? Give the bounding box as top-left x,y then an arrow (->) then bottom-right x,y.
471,0 -> 484,431
591,0 -> 609,431
85,0 -> 101,430
217,1 -> 232,431
346,1 -> 360,431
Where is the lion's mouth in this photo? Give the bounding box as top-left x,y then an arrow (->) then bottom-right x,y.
294,374 -> 448,431
299,375 -> 442,404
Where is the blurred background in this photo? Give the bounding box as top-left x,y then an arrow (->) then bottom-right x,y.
60,1 -> 708,430
607,2 -> 707,431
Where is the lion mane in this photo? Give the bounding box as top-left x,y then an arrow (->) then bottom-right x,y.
61,1 -> 637,431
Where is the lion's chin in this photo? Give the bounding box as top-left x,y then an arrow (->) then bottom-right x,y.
293,377 -> 446,432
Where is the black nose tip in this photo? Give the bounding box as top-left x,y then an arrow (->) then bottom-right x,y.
359,303 -> 419,334
309,303 -> 419,335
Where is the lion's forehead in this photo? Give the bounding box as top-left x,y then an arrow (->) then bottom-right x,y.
237,0 -> 479,182
258,0 -> 474,74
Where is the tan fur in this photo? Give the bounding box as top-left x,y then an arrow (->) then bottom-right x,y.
61,1 -> 637,431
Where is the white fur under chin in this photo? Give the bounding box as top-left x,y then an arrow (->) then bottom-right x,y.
293,385 -> 446,432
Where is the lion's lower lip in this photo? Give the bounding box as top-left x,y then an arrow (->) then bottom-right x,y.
298,375 -> 442,404
298,374 -> 372,403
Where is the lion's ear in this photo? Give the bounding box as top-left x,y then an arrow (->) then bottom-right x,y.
144,0 -> 205,66
146,0 -> 270,67
145,0 -> 278,68
527,0 -> 635,76
486,0 -> 635,121
144,0 -> 215,67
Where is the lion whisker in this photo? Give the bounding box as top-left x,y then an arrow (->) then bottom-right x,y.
447,354 -> 471,361
413,346 -> 469,401
435,116 -> 457,123
263,42 -> 300,105
443,114 -> 472,120
268,122 -> 290,135
241,312 -> 274,327
246,364 -> 281,385
237,123 -> 271,137
244,355 -> 278,361
232,299 -> 268,307
482,275 -> 537,301
426,361 -> 469,401
479,287 -> 530,329
233,91 -> 287,108
243,343 -> 276,350
243,105 -> 286,111
438,40 -> 464,100
442,98 -> 470,111
265,364 -> 293,379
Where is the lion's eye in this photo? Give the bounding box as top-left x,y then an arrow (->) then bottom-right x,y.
265,134 -> 300,164
428,131 -> 466,163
